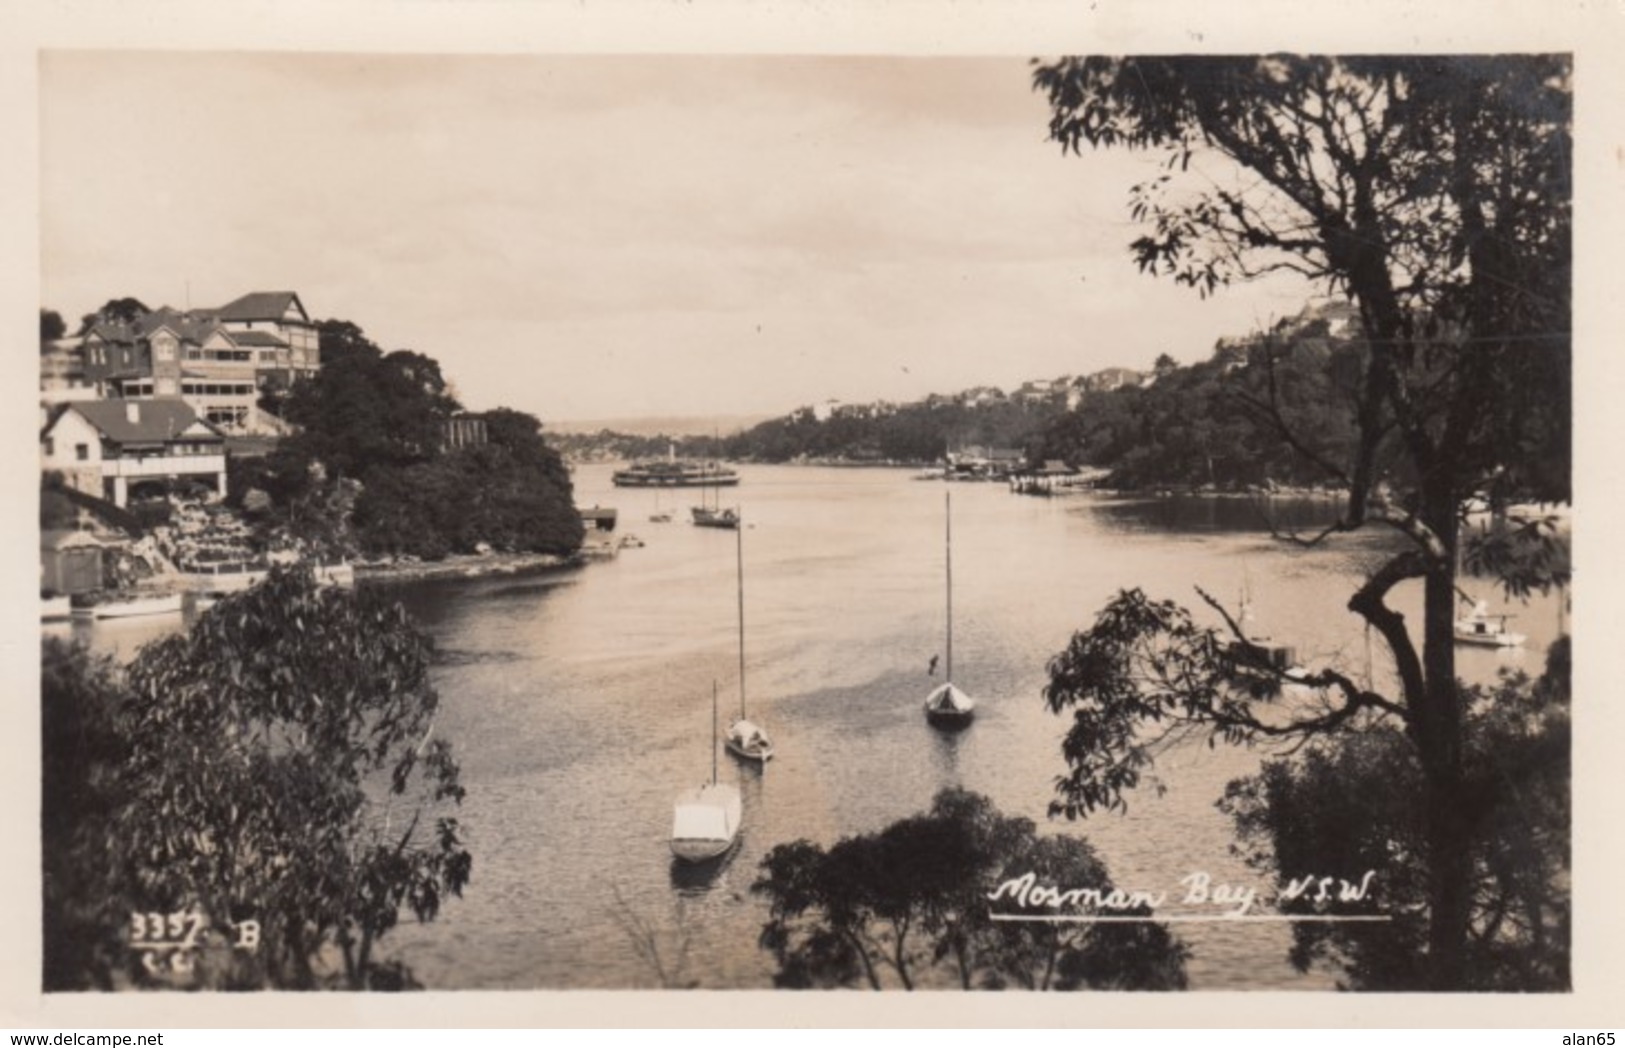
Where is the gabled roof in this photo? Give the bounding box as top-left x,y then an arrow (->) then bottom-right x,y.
216,291 -> 308,324
141,310 -> 220,344
57,398 -> 222,444
87,309 -> 220,347
84,321 -> 136,345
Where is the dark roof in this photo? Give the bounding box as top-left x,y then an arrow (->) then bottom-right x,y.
87,309 -> 219,346
62,398 -> 221,444
141,309 -> 220,344
216,291 -> 307,323
84,320 -> 138,345
225,329 -> 289,347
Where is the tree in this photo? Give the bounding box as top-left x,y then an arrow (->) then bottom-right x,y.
1220,638 -> 1570,990
1032,56 -> 1570,989
264,327 -> 583,562
41,641 -> 132,990
282,324 -> 460,481
752,788 -> 1187,990
79,297 -> 150,332
40,308 -> 66,344
349,408 -> 584,559
42,569 -> 471,989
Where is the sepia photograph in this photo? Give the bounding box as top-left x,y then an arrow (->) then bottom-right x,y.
8,0 -> 1623,1030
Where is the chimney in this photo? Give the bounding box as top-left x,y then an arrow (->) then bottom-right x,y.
126,402 -> 140,424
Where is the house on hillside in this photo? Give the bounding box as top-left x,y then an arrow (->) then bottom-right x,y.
1078,367 -> 1145,394
41,398 -> 228,508
214,291 -> 321,383
76,291 -> 319,435
1012,378 -> 1066,404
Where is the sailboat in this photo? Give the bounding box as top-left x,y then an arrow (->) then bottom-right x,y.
670,681 -> 744,863
924,490 -> 976,728
725,521 -> 775,763
649,485 -> 672,524
1226,570 -> 1302,679
691,477 -> 740,529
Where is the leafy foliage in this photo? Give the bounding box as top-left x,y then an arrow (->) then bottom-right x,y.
282,325 -> 461,483
552,395 -> 1072,467
1037,316 -> 1364,491
41,308 -> 67,344
1043,588 -> 1402,820
252,319 -> 583,560
726,398 -> 1065,465
1221,638 -> 1570,990
1033,55 -> 1570,989
78,297 -> 150,332
753,788 -> 1187,990
41,642 -> 132,990
41,569 -> 471,989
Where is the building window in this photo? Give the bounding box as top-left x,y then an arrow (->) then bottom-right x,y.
155,340 -> 175,361
205,406 -> 248,430
75,443 -> 89,461
187,348 -> 201,361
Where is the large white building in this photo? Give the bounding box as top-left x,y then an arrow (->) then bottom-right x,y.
76,291 -> 318,435
41,398 -> 227,507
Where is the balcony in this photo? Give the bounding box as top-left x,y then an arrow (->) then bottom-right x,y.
102,452 -> 227,479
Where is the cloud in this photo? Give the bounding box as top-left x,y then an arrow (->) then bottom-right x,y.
42,52 -> 1312,420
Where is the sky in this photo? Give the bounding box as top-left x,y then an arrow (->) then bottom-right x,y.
40,52 -> 1319,427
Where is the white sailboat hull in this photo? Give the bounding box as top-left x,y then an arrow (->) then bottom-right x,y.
725,718 -> 774,762
670,783 -> 743,863
924,682 -> 976,727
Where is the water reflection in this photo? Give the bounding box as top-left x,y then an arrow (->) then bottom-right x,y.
65,465 -> 1564,991
1091,493 -> 1347,535
669,843 -> 742,896
926,718 -> 966,782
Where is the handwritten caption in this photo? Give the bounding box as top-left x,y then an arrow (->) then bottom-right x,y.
986,869 -> 1383,922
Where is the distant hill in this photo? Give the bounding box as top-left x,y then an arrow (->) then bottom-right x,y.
544,413 -> 776,438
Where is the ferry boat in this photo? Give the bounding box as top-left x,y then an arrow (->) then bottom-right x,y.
612,459 -> 740,488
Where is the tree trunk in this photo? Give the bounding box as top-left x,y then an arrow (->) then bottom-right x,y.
1418,486 -> 1471,990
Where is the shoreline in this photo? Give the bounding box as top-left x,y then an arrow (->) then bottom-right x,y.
353,537 -> 616,587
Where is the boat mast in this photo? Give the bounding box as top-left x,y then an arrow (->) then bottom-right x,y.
711,680 -> 719,786
736,518 -> 747,719
945,489 -> 953,685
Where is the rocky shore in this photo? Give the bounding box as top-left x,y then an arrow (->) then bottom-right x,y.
352,533 -> 619,586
